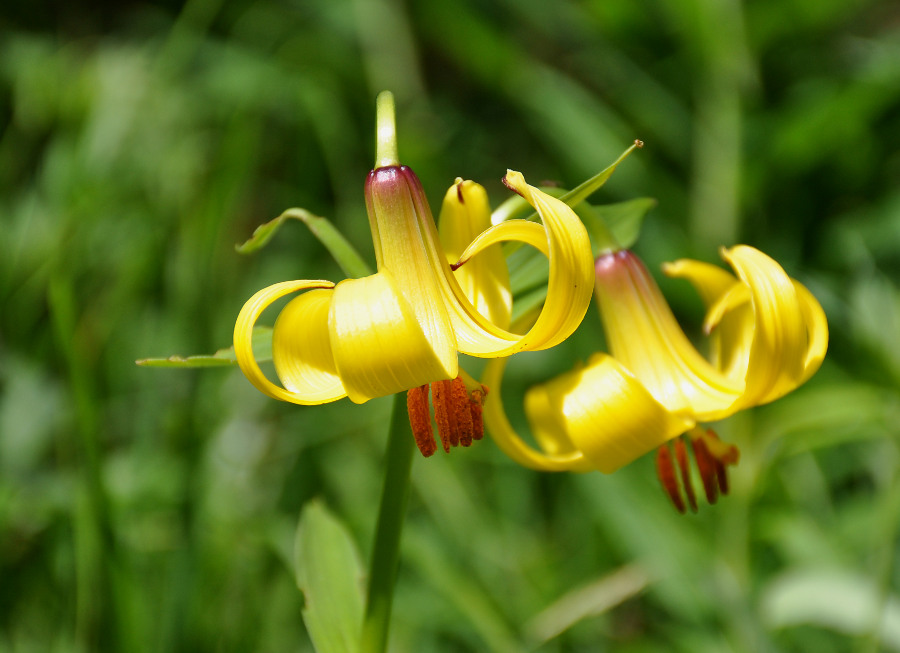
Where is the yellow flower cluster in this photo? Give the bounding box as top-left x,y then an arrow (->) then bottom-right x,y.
233,93 -> 827,508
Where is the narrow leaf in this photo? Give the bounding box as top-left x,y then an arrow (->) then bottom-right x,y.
527,564 -> 653,644
586,197 -> 657,251
236,208 -> 372,279
558,141 -> 643,208
511,286 -> 550,325
135,326 -> 273,367
493,143 -> 642,225
295,500 -> 365,653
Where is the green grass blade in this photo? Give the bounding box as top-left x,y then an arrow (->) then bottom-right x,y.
236,208 -> 372,278
135,326 -> 273,367
295,500 -> 366,653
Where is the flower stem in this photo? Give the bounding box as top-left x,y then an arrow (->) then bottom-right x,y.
360,392 -> 415,653
375,91 -> 399,168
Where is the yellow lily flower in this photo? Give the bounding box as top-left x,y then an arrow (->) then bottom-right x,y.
233,92 -> 594,455
483,245 -> 828,511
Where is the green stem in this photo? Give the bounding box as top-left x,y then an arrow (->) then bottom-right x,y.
375,91 -> 399,168
360,392 -> 415,653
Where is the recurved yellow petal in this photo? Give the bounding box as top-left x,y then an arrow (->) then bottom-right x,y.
455,220 -> 550,264
662,258 -> 739,308
481,355 -> 592,472
663,257 -> 752,379
235,279 -> 346,405
273,287 -> 345,401
366,166 -> 458,363
438,179 -> 512,329
529,353 -> 692,473
329,271 -> 457,403
703,284 -> 753,380
236,271 -> 459,405
505,170 -> 594,352
594,251 -> 742,421
425,171 -> 594,358
794,280 -> 828,384
722,246 -> 806,407
482,352 -> 691,474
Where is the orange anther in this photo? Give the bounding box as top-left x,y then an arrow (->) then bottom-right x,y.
702,428 -> 740,465
469,386 -> 487,440
430,379 -> 454,452
451,376 -> 474,446
691,437 -> 719,505
407,385 -> 435,457
408,376 -> 488,457
656,444 -> 685,514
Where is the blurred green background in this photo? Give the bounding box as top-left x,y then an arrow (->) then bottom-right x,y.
2,0 -> 900,651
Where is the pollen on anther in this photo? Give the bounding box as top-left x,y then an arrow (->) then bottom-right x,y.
409,376 -> 489,457
451,377 -> 474,446
430,380 -> 454,452
407,385 -> 435,457
691,437 -> 719,504
469,385 -> 488,440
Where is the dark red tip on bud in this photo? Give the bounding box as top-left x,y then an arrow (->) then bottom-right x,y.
502,175 -> 523,197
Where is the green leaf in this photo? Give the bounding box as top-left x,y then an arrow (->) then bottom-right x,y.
507,237 -> 550,297
135,326 -> 273,367
586,197 -> 657,251
236,208 -> 372,279
295,500 -> 365,653
557,142 -> 643,208
511,286 -> 549,326
493,142 -> 643,225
